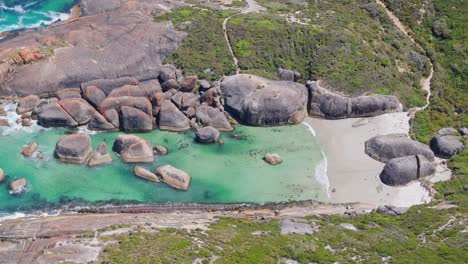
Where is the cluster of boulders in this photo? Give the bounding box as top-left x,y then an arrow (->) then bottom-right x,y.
366,127 -> 466,186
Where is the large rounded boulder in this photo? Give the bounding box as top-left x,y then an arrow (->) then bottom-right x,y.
221,74 -> 308,126
157,100 -> 190,131
55,134 -> 93,164
380,155 -> 435,186
113,134 -> 154,163
195,105 -> 232,131
195,126 -> 220,144
35,102 -> 78,128
59,98 -> 96,125
365,134 -> 434,163
120,106 -> 153,132
430,129 -> 464,159
155,165 -> 191,191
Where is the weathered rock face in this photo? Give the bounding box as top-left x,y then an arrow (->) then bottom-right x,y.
83,86 -> 107,108
59,98 -> 96,125
22,142 -> 38,157
195,126 -> 220,144
108,85 -> 147,98
120,106 -> 153,132
155,165 -> 191,191
196,105 -> 233,131
56,88 -> 82,100
380,155 -> 435,186
157,100 -> 190,131
88,142 -> 113,167
36,102 -> 79,127
264,153 -> 283,165
430,133 -> 464,159
88,112 -> 118,131
139,79 -> 163,98
17,95 -> 41,114
0,1 -> 185,97
99,96 -> 152,116
221,74 -> 308,126
180,76 -> 198,92
365,134 -> 435,163
307,81 -> 402,119
134,166 -> 160,183
277,68 -> 301,82
113,134 -> 153,163
10,178 -> 28,193
55,134 -> 93,164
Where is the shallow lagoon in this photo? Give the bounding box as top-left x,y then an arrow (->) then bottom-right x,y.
0,114 -> 328,213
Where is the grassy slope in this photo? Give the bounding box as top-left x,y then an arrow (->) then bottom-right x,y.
158,0 -> 431,107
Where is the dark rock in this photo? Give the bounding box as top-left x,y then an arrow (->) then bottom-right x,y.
154,145 -> 168,155
180,76 -> 198,92
120,106 -> 153,132
82,86 -> 107,108
88,112 -> 118,131
377,205 -> 409,216
277,68 -> 301,82
108,85 -> 147,98
157,101 -> 190,131
221,74 -> 308,126
113,134 -> 153,163
55,134 -> 93,164
430,134 -> 463,159
155,165 -> 191,191
59,98 -> 96,125
365,134 -> 435,162
88,142 -> 112,167
307,81 -> 402,119
0,168 -> 3,183
162,79 -> 180,91
22,119 -> 33,127
139,79 -> 162,98
81,77 -> 140,95
99,96 -> 152,116
195,126 -> 220,144
158,64 -> 177,83
196,105 -> 233,131
380,155 -> 434,186
17,95 -> 41,114
184,107 -> 196,118
36,102 -> 78,127
461,127 -> 468,136
199,80 -> 211,92
56,88 -> 82,99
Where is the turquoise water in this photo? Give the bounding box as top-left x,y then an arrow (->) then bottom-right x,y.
0,108 -> 327,214
0,0 -> 76,33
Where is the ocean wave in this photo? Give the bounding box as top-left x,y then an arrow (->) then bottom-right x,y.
0,2 -> 26,13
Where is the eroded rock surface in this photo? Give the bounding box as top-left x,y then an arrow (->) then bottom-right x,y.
113,134 -> 154,163
55,134 -> 93,164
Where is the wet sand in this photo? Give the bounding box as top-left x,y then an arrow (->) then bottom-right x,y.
306,113 -> 435,207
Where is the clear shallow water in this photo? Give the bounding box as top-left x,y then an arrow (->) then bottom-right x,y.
0,0 -> 76,33
0,109 -> 327,214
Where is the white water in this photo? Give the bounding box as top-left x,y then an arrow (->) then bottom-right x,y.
1,102 -> 42,136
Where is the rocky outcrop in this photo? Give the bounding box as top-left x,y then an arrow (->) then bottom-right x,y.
365,134 -> 434,163
157,101 -> 190,131
17,95 -> 41,114
55,134 -> 93,164
306,81 -> 402,119
88,142 -> 113,167
59,98 -> 96,125
430,128 -> 464,159
155,165 -> 191,191
56,88 -> 82,100
380,155 -> 435,186
195,126 -> 220,144
221,74 -> 308,126
10,178 -> 28,193
35,102 -> 79,127
195,105 -> 233,131
113,134 -> 154,163
108,85 -> 147,98
0,0 -> 185,97
277,68 -> 301,82
134,166 -> 160,183
120,106 -> 153,132
264,153 -> 283,165
22,142 -> 38,157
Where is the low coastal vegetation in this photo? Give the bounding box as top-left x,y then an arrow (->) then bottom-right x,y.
157,0 -> 431,107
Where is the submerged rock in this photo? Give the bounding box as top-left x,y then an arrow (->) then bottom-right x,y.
55,134 -> 93,164
264,153 -> 283,165
379,155 -> 435,186
365,134 -> 434,163
307,81 -> 401,119
10,178 -> 27,193
195,126 -> 220,144
134,166 -> 160,183
0,107 -> 6,116
430,128 -> 464,159
180,76 -> 198,92
88,142 -> 112,167
155,165 -> 191,191
113,135 -> 154,163
22,142 -> 38,157
221,74 -> 308,126
277,68 -> 301,82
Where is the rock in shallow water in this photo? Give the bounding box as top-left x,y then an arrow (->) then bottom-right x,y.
55,134 -> 93,164
120,106 -> 153,132
365,134 -> 434,163
157,100 -> 190,131
17,95 -> 41,114
134,166 -> 160,183
10,178 -> 28,193
155,165 -> 191,191
195,126 -> 220,144
36,102 -> 78,128
22,142 -> 38,157
264,153 -> 283,165
379,155 -> 435,186
0,168 -> 4,183
88,142 -> 112,167
113,135 -> 154,163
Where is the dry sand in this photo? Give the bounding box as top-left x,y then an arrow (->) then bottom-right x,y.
305,112 -> 448,207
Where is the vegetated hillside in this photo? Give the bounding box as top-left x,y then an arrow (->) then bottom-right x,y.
157,0 -> 432,108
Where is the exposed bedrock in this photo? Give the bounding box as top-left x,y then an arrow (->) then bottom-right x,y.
0,1 -> 185,96
54,134 -> 93,164
113,134 -> 154,163
365,134 -> 435,163
221,74 -> 308,126
380,155 -> 435,186
306,80 -> 402,119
